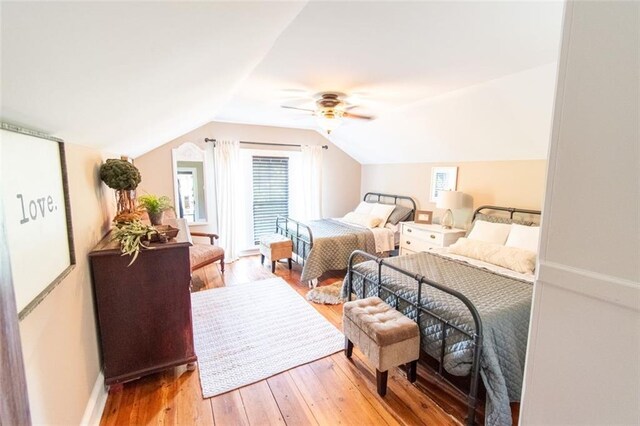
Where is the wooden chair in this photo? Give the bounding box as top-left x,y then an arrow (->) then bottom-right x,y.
189,232 -> 225,274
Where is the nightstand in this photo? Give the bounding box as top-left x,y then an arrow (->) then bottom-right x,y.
399,222 -> 466,256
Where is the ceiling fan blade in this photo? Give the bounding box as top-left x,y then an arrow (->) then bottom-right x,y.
343,111 -> 373,120
281,105 -> 316,112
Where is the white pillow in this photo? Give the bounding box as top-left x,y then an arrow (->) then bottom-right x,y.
369,203 -> 396,227
448,238 -> 537,275
505,224 -> 540,253
354,201 -> 374,215
467,220 -> 512,245
342,212 -> 382,228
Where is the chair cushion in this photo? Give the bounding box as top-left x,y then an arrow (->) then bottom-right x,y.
343,297 -> 419,346
259,233 -> 292,248
189,243 -> 224,268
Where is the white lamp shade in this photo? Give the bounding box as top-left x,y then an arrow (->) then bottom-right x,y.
436,191 -> 464,209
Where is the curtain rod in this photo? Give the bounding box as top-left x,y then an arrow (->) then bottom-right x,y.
204,138 -> 328,150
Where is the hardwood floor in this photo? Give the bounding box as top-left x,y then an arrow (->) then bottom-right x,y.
100,256 -> 498,426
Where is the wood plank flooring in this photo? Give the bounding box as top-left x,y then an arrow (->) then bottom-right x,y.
100,256 -> 508,426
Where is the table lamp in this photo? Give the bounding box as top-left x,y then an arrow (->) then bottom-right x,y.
436,191 -> 463,229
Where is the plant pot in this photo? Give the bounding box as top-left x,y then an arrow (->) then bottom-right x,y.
148,211 -> 164,226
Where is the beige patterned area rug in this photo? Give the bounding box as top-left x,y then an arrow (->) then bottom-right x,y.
191,277 -> 344,398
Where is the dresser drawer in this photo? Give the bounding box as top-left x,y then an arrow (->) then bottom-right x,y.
400,234 -> 439,252
399,246 -> 417,256
403,225 -> 445,246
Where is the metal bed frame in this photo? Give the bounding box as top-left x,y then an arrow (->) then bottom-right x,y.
346,205 -> 542,426
275,192 -> 417,268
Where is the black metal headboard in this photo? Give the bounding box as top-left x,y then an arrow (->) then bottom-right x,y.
363,192 -> 417,220
472,205 -> 542,222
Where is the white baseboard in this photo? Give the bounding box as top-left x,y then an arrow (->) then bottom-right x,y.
80,372 -> 108,426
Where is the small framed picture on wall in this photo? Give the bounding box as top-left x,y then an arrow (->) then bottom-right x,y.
430,166 -> 458,202
414,210 -> 433,224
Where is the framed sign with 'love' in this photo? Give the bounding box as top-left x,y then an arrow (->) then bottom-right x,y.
1,122 -> 75,320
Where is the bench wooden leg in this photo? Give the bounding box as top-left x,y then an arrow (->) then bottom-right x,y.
220,256 -> 225,274
261,254 -> 265,265
288,258 -> 292,270
271,261 -> 276,273
376,370 -> 388,397
345,338 -> 353,358
407,360 -> 417,383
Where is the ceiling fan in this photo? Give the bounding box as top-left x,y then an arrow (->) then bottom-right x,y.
281,91 -> 373,134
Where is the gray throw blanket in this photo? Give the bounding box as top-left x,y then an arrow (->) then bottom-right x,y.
295,219 -> 376,282
342,252 -> 532,426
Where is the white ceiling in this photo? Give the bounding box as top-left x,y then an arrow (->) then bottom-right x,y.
1,1 -> 564,162
0,1 -> 306,156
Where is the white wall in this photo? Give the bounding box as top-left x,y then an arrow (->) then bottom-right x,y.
330,63 -> 558,164
520,2 -> 640,425
18,143 -> 115,425
361,160 -> 547,227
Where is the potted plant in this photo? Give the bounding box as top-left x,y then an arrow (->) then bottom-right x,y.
100,158 -> 142,216
138,194 -> 173,225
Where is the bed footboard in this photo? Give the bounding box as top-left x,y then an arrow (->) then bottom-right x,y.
347,250 -> 484,426
275,216 -> 313,267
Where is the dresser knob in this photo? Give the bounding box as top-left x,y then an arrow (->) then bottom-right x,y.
406,241 -> 411,245
407,228 -> 412,233
430,234 -> 436,239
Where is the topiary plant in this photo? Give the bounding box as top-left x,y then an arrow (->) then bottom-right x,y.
100,158 -> 142,215
100,159 -> 141,190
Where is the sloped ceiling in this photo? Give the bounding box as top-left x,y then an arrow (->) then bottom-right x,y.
0,1 -> 306,155
1,1 -> 564,163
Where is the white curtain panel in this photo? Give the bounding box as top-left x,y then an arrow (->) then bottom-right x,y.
300,145 -> 323,220
214,140 -> 241,261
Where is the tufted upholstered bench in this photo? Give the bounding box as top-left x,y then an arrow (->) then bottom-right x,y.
343,296 -> 420,396
259,233 -> 293,273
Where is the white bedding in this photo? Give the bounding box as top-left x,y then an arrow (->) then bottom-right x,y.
385,222 -> 401,246
334,218 -> 395,253
430,247 -> 535,283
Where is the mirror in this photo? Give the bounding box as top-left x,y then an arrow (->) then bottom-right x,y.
171,142 -> 209,224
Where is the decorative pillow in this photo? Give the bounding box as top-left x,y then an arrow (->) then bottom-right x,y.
466,220 -> 512,245
448,238 -> 537,274
354,201 -> 374,215
465,213 -> 535,237
386,205 -> 413,225
505,223 -> 540,253
369,203 -> 397,227
342,212 -> 382,228
475,213 -> 535,226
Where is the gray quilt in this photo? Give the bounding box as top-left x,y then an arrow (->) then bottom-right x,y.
341,252 -> 532,426
293,219 -> 376,282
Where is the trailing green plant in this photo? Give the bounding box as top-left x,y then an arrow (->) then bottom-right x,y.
137,194 -> 173,214
111,220 -> 156,266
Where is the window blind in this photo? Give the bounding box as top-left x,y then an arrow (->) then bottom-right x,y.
252,156 -> 289,244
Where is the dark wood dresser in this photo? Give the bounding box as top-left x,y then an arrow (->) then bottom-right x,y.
89,219 -> 196,388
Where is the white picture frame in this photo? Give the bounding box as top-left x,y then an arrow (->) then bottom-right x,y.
430,166 -> 458,202
1,122 -> 75,320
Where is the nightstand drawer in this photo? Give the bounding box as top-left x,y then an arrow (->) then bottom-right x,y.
403,226 -> 444,246
400,235 -> 439,252
399,247 -> 417,256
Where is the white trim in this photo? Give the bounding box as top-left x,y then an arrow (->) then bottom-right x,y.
537,261 -> 640,312
80,372 -> 108,426
171,142 -> 210,225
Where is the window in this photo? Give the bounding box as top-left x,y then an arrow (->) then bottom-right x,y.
252,156 -> 289,244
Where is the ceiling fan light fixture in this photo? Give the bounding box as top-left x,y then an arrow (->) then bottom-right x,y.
281,91 -> 372,134
316,113 -> 343,134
